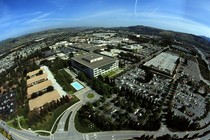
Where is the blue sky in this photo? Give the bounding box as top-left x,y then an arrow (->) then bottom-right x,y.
0,0 -> 210,41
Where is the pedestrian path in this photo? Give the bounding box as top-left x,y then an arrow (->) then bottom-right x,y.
42,66 -> 67,97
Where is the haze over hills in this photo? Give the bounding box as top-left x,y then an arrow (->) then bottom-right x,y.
0,25 -> 210,53
200,36 -> 210,43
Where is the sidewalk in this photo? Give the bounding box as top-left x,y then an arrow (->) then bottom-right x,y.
42,66 -> 67,97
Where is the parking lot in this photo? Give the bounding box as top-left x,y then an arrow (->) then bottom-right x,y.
115,67 -> 172,103
172,76 -> 207,121
0,90 -> 16,116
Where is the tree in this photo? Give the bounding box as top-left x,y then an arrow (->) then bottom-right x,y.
77,72 -> 88,82
60,96 -> 66,105
28,108 -> 41,125
47,86 -> 54,92
104,76 -> 110,84
98,75 -> 104,82
31,93 -> 38,99
93,100 -> 100,107
156,134 -> 172,140
64,95 -> 71,103
7,81 -> 13,87
69,52 -> 74,58
38,70 -> 43,75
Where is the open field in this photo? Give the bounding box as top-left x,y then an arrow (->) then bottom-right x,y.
31,97 -> 79,131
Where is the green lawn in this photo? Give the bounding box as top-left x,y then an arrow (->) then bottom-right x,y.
51,114 -> 63,134
0,128 -> 4,133
19,117 -> 28,129
31,97 -> 79,132
87,93 -> 95,99
7,120 -> 19,130
54,69 -> 76,94
68,90 -> 75,95
7,116 -> 28,130
64,112 -> 72,131
103,68 -> 124,78
75,114 -> 101,133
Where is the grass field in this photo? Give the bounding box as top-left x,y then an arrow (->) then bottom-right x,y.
54,69 -> 76,93
7,119 -> 20,130
87,93 -> 95,99
103,68 -> 124,78
75,114 -> 101,133
64,112 -> 72,131
51,114 -> 63,134
31,97 -> 79,132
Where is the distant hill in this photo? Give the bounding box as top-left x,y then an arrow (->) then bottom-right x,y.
200,36 -> 210,42
1,25 -> 210,53
0,27 -> 86,53
126,25 -> 210,51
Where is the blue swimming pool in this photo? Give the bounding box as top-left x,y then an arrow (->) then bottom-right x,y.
71,81 -> 84,91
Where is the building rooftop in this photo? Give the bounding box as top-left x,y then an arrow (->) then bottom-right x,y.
27,73 -> 48,86
144,52 -> 179,75
29,90 -> 60,111
27,80 -> 52,98
27,68 -> 43,78
71,53 -> 117,69
82,54 -> 103,63
122,44 -> 143,50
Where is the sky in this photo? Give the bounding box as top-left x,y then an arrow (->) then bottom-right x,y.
0,0 -> 210,41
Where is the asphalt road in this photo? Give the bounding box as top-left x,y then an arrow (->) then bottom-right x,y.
0,64 -> 209,140
0,133 -> 8,140
1,104 -> 210,140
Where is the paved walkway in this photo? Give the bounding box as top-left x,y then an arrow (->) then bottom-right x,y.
1,67 -> 209,140
42,66 -> 67,97
0,133 -> 8,140
64,68 -> 101,103
17,116 -> 51,135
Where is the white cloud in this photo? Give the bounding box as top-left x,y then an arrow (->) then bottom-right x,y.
134,0 -> 138,16
49,0 -> 70,9
24,12 -> 54,24
135,12 -> 210,37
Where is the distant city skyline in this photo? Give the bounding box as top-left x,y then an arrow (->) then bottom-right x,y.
0,0 -> 210,41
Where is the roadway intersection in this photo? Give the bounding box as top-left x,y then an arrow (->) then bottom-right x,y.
0,68 -> 209,140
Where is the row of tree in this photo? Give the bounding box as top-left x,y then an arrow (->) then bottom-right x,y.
165,111 -> 200,131
28,95 -> 71,126
30,85 -> 54,99
118,52 -> 141,63
77,72 -> 162,131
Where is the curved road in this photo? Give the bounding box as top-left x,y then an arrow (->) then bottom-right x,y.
1,100 -> 210,140
1,65 -> 209,140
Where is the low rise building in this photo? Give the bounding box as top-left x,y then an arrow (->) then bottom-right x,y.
29,90 -> 61,111
27,80 -> 52,99
121,44 -> 143,52
27,73 -> 48,87
26,67 -> 61,111
71,53 -> 119,77
144,52 -> 179,75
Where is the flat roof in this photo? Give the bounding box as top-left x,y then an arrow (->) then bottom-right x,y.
27,80 -> 52,97
100,51 -> 116,57
27,68 -> 43,77
71,53 -> 117,69
29,90 -> 61,111
122,44 -> 143,50
83,54 -> 103,62
144,52 -> 179,75
27,73 -> 48,85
